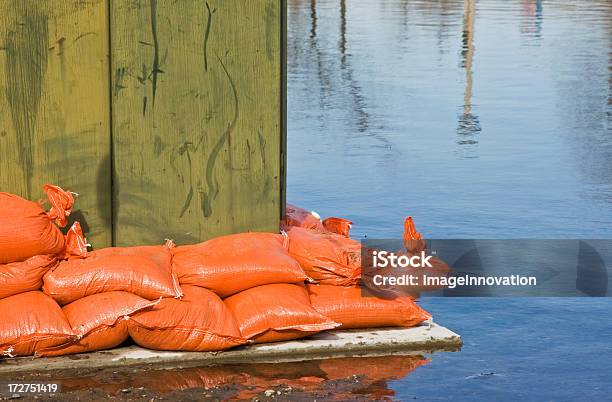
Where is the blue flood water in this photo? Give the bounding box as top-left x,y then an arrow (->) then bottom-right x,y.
287,0 -> 612,400
287,0 -> 611,239
412,298 -> 612,401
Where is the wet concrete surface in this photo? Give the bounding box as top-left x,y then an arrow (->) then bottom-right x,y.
0,324 -> 461,374
0,354 -> 433,401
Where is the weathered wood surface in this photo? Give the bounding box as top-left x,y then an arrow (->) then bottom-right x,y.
111,0 -> 283,246
0,0 -> 112,248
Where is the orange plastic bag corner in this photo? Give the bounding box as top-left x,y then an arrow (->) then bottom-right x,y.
42,184 -> 75,228
322,217 -> 353,237
403,216 -> 427,253
64,221 -> 90,259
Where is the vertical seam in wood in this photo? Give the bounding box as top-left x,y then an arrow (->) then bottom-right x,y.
280,0 -> 287,220
107,0 -> 116,246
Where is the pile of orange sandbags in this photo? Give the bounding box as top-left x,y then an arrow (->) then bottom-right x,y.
0,185 -> 87,357
39,242 -> 186,356
1,187 -> 435,358
171,232 -> 338,345
40,239 -> 250,355
0,185 -> 188,357
282,203 -> 435,330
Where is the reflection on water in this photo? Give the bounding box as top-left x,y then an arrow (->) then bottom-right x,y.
288,0 -> 612,238
457,0 -> 480,156
457,0 -> 482,158
52,355 -> 428,400
310,0 -> 317,39
520,0 -> 543,39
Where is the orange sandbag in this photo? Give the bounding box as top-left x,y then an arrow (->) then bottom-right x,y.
308,284 -> 431,329
43,241 -> 182,305
0,255 -> 57,300
403,216 -> 426,253
359,216 -> 449,295
0,184 -> 74,264
38,292 -> 157,356
0,291 -> 75,357
224,283 -> 339,343
322,217 -> 352,237
172,233 -> 307,297
286,227 -> 361,286
281,203 -> 326,231
128,285 -> 245,352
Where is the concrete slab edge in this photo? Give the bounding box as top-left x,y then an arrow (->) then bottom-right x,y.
0,323 -> 462,374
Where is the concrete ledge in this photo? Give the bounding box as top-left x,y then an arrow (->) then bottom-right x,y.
0,323 -> 461,374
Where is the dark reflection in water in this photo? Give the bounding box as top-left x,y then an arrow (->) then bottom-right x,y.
339,0 -> 346,56
310,0 -> 317,39
47,354 -> 428,400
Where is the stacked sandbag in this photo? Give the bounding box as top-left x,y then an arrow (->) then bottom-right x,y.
172,232 -> 338,344
0,186 -> 91,300
0,184 -> 78,264
0,291 -> 76,357
0,185 -> 90,357
1,190 -> 436,358
172,232 -> 308,297
224,283 -> 339,343
43,241 -> 182,305
37,240 -> 184,356
0,185 -> 81,301
39,292 -> 158,356
307,284 -> 430,329
285,226 -> 362,286
285,204 -> 434,330
0,255 -> 58,300
128,285 -> 246,351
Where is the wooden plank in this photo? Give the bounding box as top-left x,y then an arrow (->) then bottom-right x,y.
111,0 -> 283,246
0,0 -> 112,248
280,0 -> 287,217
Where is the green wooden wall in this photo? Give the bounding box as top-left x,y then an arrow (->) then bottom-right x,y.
0,0 -> 112,247
0,0 -> 285,248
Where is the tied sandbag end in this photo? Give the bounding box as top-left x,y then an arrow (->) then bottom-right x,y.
64,222 -> 90,259
42,184 -> 75,228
